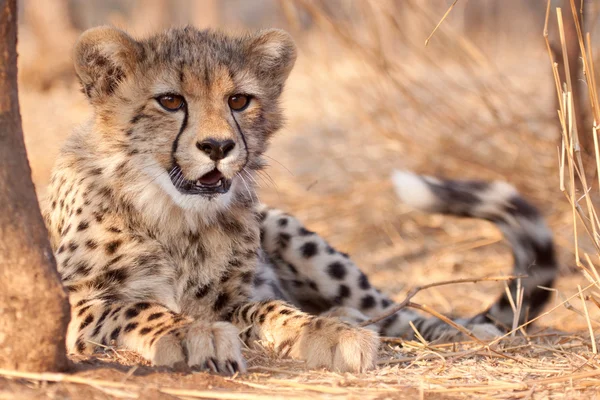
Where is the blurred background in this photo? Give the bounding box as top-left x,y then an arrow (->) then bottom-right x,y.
17,0 -> 600,330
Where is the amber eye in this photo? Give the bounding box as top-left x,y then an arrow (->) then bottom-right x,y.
228,94 -> 250,111
157,94 -> 185,111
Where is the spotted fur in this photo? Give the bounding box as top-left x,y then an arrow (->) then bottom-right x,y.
45,26 -> 378,374
392,170 -> 558,330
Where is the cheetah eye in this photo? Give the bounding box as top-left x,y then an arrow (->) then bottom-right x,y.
157,94 -> 185,111
228,94 -> 251,111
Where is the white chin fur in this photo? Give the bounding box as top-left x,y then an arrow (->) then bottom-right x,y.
391,170 -> 437,212
124,162 -> 239,230
155,168 -> 236,212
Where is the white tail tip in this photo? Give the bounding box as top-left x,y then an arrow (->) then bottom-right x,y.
391,170 -> 437,211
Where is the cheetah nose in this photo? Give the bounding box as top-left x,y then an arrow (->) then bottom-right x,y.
196,139 -> 236,161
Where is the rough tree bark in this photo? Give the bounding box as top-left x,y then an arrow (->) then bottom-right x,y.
0,0 -> 70,372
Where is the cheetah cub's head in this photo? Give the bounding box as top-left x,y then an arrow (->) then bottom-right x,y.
74,26 -> 296,210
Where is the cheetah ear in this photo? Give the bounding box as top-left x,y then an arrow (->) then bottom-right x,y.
245,29 -> 297,90
74,26 -> 142,103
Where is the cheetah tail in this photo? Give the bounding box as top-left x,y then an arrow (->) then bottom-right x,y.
391,170 -> 558,330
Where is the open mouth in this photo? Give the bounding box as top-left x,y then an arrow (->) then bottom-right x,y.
169,164 -> 232,196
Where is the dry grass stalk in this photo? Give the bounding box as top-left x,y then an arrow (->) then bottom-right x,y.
424,0 -> 460,46
358,275 -> 522,327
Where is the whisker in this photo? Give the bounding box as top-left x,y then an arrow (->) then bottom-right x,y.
256,170 -> 280,200
242,169 -> 260,187
237,172 -> 256,203
253,171 -> 272,189
257,170 -> 278,189
263,154 -> 294,176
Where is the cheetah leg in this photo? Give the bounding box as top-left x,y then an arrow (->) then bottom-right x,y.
230,300 -> 379,372
69,298 -> 245,373
258,206 -> 501,342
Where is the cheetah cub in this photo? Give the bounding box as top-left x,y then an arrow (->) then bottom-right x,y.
45,26 -> 379,374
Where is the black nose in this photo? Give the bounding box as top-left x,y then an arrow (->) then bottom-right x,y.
196,139 -> 236,161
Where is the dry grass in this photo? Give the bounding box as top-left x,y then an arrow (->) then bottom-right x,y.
4,0 -> 600,398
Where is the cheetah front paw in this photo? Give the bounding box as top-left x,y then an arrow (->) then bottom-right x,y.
152,321 -> 246,374
291,317 -> 380,373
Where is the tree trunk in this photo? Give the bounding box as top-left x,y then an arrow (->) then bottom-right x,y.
0,0 -> 70,372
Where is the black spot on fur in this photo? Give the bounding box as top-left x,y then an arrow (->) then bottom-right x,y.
110,327 -> 121,341
62,224 -> 71,235
75,299 -> 91,308
74,261 -> 92,276
265,304 -> 276,313
75,338 -> 86,353
148,312 -> 164,321
125,307 -> 140,319
109,306 -> 123,318
239,303 -> 253,322
77,221 -> 89,231
213,292 -> 230,312
327,262 -> 347,280
93,212 -> 104,223
300,242 -> 318,258
79,313 -> 94,330
105,240 -> 122,255
139,327 -> 152,335
381,298 -> 392,308
358,273 -> 371,290
68,242 -> 78,252
92,309 -> 110,337
77,305 -> 92,317
196,284 -> 211,298
532,239 -> 558,267
361,295 -> 376,310
241,271 -> 254,284
124,322 -> 138,333
92,269 -> 128,289
506,196 -> 539,220
258,211 -> 268,222
98,187 -> 113,199
338,284 -> 351,298
278,218 -> 288,227
220,270 -> 233,283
